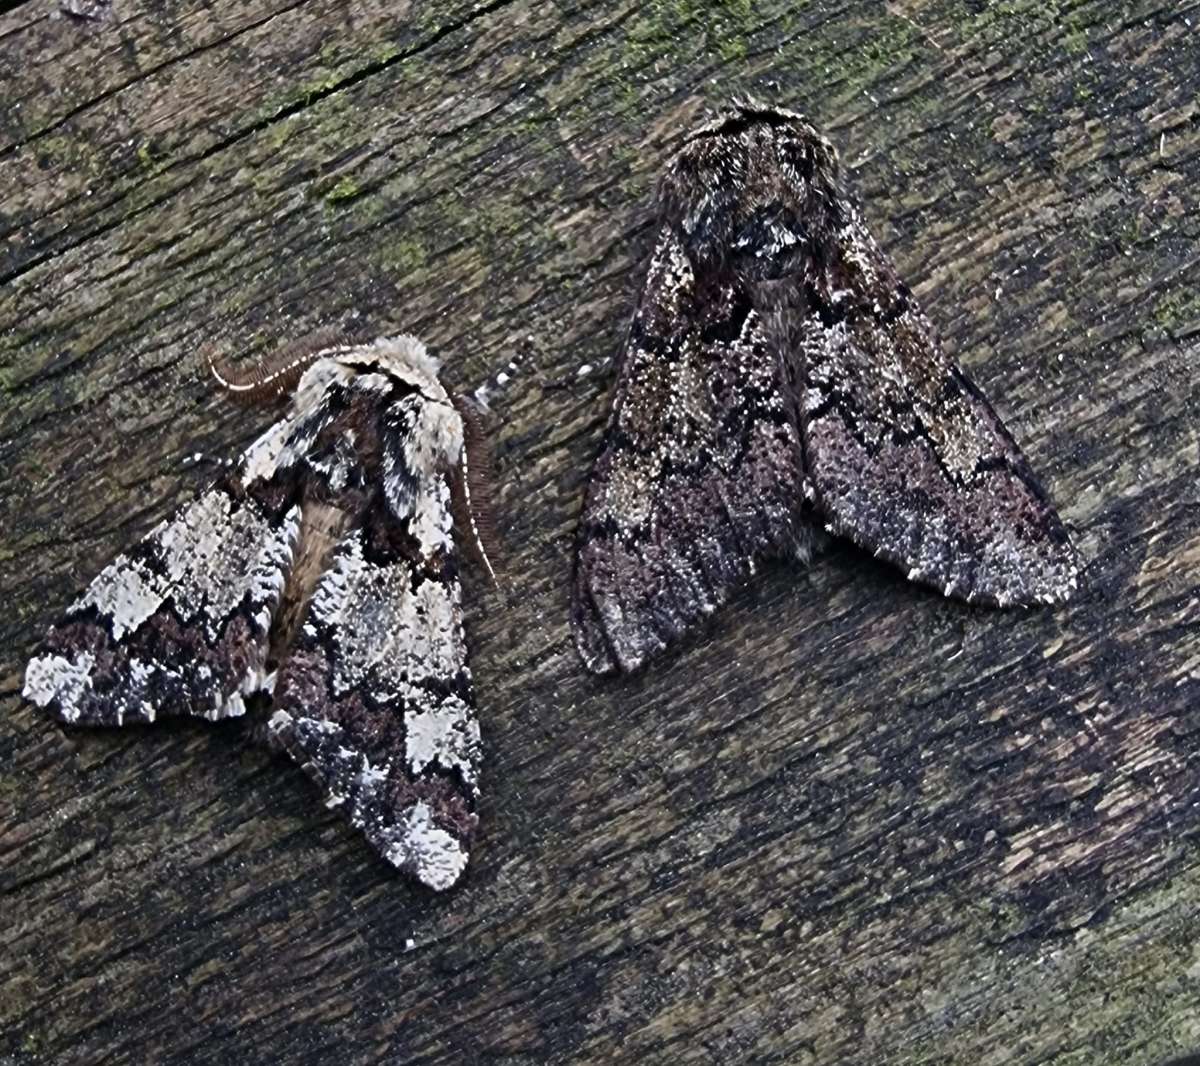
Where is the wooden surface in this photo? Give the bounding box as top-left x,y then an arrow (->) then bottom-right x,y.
2,1 -> 1199,1062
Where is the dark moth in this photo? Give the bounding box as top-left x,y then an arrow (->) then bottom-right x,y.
24,335 -> 492,891
572,100 -> 1081,674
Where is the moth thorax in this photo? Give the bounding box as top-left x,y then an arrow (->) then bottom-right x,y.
405,398 -> 464,478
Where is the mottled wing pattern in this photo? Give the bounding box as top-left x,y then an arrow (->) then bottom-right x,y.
267,349 -> 481,891
268,496 -> 479,891
572,99 -> 1080,674
795,204 -> 1081,605
572,228 -> 809,674
21,376 -> 330,726
24,337 -> 483,891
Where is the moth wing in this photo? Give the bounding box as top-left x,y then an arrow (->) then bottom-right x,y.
572,228 -> 809,674
795,205 -> 1081,605
268,391 -> 481,892
21,401 -> 320,727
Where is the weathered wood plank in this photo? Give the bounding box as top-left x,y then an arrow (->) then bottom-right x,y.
2,0 -> 1199,1062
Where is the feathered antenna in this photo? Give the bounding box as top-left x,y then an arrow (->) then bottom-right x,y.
451,394 -> 501,585
205,327 -> 348,405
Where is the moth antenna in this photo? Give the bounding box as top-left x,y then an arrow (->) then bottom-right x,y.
451,394 -> 501,585
206,327 -> 349,406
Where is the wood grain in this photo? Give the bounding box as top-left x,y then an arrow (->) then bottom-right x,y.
2,1 -> 1198,1062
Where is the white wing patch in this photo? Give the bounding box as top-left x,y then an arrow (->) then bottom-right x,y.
385,802 -> 470,893
23,650 -> 96,721
309,537 -> 466,698
405,693 -> 481,794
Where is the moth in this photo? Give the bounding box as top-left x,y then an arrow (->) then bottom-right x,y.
572,100 -> 1081,674
24,334 -> 494,891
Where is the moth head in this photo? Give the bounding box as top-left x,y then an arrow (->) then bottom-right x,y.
659,100 -> 844,280
339,335 -> 450,404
